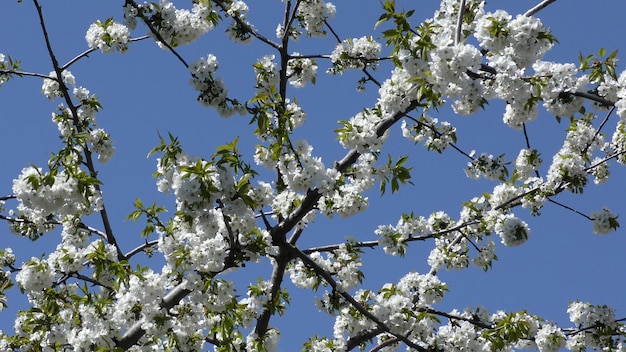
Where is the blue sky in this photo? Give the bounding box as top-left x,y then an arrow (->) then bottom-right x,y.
1,0 -> 626,350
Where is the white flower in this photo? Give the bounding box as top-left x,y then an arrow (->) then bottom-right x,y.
189,54 -> 238,115
16,257 -> 55,292
567,301 -> 616,327
85,19 -> 130,54
0,248 -> 15,267
515,148 -> 542,180
12,167 -> 100,231
329,36 -> 381,73
254,54 -> 279,93
494,214 -> 530,247
286,53 -> 317,88
297,0 -> 336,37
150,0 -> 216,48
41,70 -> 75,99
591,208 -> 619,234
535,324 -> 566,352
88,128 -> 115,163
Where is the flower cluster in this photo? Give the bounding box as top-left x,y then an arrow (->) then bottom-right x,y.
615,71 -> 626,119
112,270 -> 168,333
428,44 -> 483,99
286,53 -> 317,88
253,54 -> 279,94
336,107 -> 388,153
401,116 -> 457,153
590,208 -> 619,234
0,53 -> 21,87
277,140 -> 338,194
469,11 -> 559,130
132,0 -> 216,48
535,323 -> 567,352
41,70 -> 75,100
296,0 -> 336,37
323,271 -> 446,348
317,153 -> 376,218
15,257 -> 54,292
328,36 -> 382,74
431,0 -> 485,45
85,18 -> 130,54
465,152 -> 508,181
12,166 -> 103,231
225,1 -> 255,44
88,128 -> 115,163
493,213 -> 530,247
533,61 -> 588,117
475,11 -> 555,69
189,54 -> 242,116
609,121 -> 626,165
545,117 -> 605,192
515,148 -> 542,180
288,244 -> 363,292
566,301 -> 619,350
43,75 -> 115,164
375,213 -> 427,256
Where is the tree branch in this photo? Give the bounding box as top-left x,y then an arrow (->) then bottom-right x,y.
115,281 -> 192,349
32,0 -> 124,261
286,243 -> 428,352
254,245 -> 292,337
123,239 -> 159,259
212,0 -> 281,50
524,0 -> 558,17
62,35 -> 149,70
454,0 -> 467,45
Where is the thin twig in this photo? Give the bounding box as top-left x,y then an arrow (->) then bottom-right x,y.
582,106 -> 615,156
524,0 -> 558,17
585,150 -> 626,171
0,70 -> 50,79
124,240 -> 159,259
405,114 -> 475,160
287,243 -> 428,352
454,0 -> 467,45
126,1 -> 189,68
32,0 -> 124,261
213,0 -> 281,50
547,198 -> 592,220
62,35 -> 150,70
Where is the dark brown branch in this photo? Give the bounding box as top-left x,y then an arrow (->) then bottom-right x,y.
254,245 -> 292,337
404,113 -> 475,160
563,317 -> 626,336
126,0 -> 189,68
286,243 -> 428,352
0,70 -> 50,79
582,106 -> 615,157
32,0 -> 123,261
346,327 -> 385,350
213,0 -> 281,50
567,91 -> 614,107
547,198 -> 592,220
586,150 -> 626,171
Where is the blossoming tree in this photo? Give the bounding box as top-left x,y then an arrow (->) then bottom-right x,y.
0,0 -> 625,350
